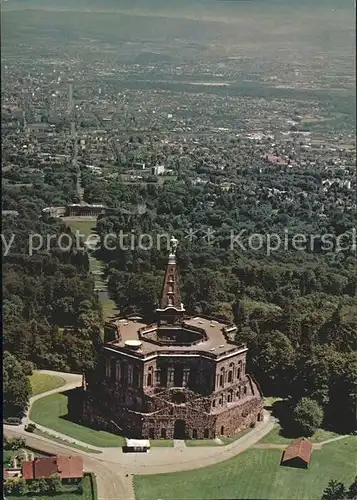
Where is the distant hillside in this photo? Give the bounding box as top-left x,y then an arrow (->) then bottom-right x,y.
4,0 -> 352,15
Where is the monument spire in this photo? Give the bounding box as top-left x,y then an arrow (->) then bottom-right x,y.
156,236 -> 185,325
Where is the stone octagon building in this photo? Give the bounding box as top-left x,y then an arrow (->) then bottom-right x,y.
76,238 -> 264,440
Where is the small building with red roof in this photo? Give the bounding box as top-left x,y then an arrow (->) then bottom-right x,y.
22,456 -> 83,481
281,437 -> 313,469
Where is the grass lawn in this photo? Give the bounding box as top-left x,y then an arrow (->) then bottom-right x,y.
134,437 -> 357,500
264,396 -> 283,407
88,255 -> 103,273
150,440 -> 174,447
185,439 -> 221,447
3,449 -> 14,467
260,424 -> 341,445
30,392 -> 125,448
157,175 -> 178,186
7,473 -> 96,500
29,372 -> 66,396
100,297 -> 119,320
220,427 -> 252,445
62,218 -> 97,238
33,429 -> 102,454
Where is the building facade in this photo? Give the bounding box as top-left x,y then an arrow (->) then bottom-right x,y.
74,237 -> 264,439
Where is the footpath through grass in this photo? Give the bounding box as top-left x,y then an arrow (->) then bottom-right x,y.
29,372 -> 66,396
30,392 -> 124,448
134,437 -> 357,500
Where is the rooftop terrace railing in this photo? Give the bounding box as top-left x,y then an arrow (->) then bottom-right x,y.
104,342 -> 247,360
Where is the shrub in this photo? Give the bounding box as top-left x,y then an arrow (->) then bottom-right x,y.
22,360 -> 34,376
4,437 -> 25,450
293,397 -> 323,435
4,417 -> 21,426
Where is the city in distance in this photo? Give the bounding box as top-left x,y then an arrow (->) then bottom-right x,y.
2,1 -> 356,500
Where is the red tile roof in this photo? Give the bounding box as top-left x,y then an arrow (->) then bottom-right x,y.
22,456 -> 83,480
56,456 -> 83,479
282,437 -> 313,464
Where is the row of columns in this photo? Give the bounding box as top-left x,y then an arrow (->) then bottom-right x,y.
106,358 -> 142,388
147,366 -> 191,388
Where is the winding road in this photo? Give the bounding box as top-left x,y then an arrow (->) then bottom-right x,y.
5,370 -> 276,500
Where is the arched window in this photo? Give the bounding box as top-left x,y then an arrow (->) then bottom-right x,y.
128,364 -> 133,385
237,367 -> 241,380
219,367 -> 224,387
219,395 -> 223,406
147,373 -> 152,387
161,428 -> 166,439
212,400 -> 216,408
228,363 -> 234,383
116,362 -> 121,381
227,390 -> 233,403
220,426 -> 224,435
244,386 -> 247,395
192,429 -> 198,439
204,428 -> 209,438
149,428 -> 154,439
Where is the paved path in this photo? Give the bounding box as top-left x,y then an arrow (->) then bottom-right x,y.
313,434 -> 350,449
254,434 -> 351,451
22,370 -> 82,428
173,440 -> 186,449
5,370 -> 353,499
5,427 -> 133,500
4,369 -> 278,499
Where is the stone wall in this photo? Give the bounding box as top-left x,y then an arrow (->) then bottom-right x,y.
80,330 -> 263,441
80,382 -> 263,440
214,397 -> 264,436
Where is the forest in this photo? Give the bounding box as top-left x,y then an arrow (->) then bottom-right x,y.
2,142 -> 356,432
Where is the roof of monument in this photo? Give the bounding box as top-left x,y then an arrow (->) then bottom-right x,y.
103,316 -> 246,360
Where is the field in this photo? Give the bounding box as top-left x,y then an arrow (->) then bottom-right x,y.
7,473 -> 97,500
99,297 -> 119,321
29,372 -> 66,396
185,439 -> 221,447
149,440 -> 174,447
62,217 -> 97,238
30,392 -> 125,447
134,437 -> 357,500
